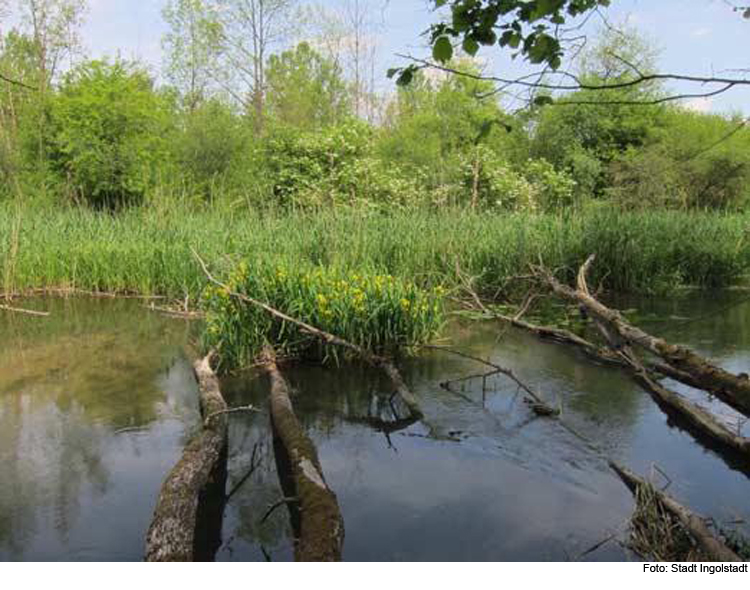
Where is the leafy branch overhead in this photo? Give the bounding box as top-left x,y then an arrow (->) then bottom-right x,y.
390,0 -> 749,107
390,0 -> 611,86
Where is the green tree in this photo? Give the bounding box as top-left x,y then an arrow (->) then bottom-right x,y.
379,58 -> 520,203
529,29 -> 664,197
265,42 -> 351,130
172,98 -> 249,200
607,109 -> 750,210
208,0 -> 299,127
162,0 -> 222,112
0,31 -> 39,197
47,60 -> 171,209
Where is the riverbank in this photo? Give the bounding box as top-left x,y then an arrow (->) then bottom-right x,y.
2,205 -> 749,302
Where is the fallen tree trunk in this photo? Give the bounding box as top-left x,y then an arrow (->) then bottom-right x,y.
262,349 -> 345,562
145,354 -> 228,562
537,259 -> 750,457
629,363 -> 750,456
610,462 -> 741,562
542,256 -> 750,418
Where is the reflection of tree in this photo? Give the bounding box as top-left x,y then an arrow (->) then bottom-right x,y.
0,395 -> 108,557
0,298 -> 193,559
219,423 -> 293,560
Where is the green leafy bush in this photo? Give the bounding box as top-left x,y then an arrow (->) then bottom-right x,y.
47,60 -> 171,209
171,99 -> 249,201
263,121 -> 422,208
523,159 -> 578,211
460,146 -> 576,211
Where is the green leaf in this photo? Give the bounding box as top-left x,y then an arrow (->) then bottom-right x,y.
433,36 -> 454,63
533,95 -> 555,107
396,68 -> 414,87
462,36 -> 480,56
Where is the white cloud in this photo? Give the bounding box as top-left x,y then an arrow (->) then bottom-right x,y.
684,97 -> 713,113
691,27 -> 713,38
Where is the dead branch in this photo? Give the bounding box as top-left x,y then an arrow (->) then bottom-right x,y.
537,257 -> 750,457
0,303 -> 50,317
145,353 -> 229,562
425,345 -> 559,417
145,302 -> 205,320
610,462 -> 742,562
261,348 -> 344,562
192,248 -> 423,419
203,405 -> 261,427
541,255 -> 750,418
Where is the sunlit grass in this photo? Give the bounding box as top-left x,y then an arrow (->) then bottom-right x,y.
1,204 -> 748,302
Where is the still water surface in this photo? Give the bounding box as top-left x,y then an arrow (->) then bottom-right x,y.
1,294 -> 749,561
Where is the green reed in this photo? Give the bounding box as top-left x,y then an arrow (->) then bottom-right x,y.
1,203 -> 748,302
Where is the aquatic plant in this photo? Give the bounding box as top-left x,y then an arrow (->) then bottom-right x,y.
201,262 -> 445,370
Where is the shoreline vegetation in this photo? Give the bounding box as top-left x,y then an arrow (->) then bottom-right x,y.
3,205 -> 749,303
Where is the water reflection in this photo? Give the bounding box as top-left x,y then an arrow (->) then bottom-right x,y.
0,299 -> 198,561
1,294 -> 749,561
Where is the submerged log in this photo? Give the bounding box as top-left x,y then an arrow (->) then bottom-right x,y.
610,462 -> 741,562
262,349 -> 345,562
145,354 -> 228,562
543,255 -> 750,418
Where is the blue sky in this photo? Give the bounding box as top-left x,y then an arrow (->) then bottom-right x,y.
77,0 -> 749,115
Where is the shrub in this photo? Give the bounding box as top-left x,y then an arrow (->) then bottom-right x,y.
47,60 -> 171,210
523,159 -> 577,212
171,99 -> 248,200
263,121 -> 421,208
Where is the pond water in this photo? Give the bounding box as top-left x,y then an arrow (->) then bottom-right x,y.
1,294 -> 749,562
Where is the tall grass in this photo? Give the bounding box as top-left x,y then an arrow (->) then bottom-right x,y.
1,203 -> 749,300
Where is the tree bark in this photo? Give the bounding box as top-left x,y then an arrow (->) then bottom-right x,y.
610,462 -> 742,563
262,349 -> 345,562
538,257 -> 750,457
145,354 -> 228,562
543,255 -> 750,418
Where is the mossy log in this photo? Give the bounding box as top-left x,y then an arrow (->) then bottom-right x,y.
610,462 -> 742,562
543,255 -> 750,418
262,350 -> 345,562
145,354 -> 228,562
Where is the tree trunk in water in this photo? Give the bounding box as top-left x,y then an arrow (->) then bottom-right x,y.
145,354 -> 228,562
610,462 -> 741,562
539,257 -> 750,458
544,255 -> 750,418
263,349 -> 344,562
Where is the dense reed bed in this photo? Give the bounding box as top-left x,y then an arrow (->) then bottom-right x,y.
2,204 -> 749,301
